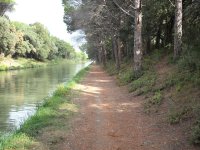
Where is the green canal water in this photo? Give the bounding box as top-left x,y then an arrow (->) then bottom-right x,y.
0,61 -> 89,133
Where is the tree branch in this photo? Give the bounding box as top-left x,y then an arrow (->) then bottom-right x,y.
168,0 -> 175,7
112,0 -> 134,18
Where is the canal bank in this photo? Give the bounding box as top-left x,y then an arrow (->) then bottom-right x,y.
0,57 -> 84,71
0,58 -> 47,71
0,66 -> 90,150
0,60 -> 89,133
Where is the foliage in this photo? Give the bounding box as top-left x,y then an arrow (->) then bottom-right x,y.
178,48 -> 200,72
118,69 -> 134,85
0,17 -> 17,56
104,61 -> 118,76
191,106 -> 200,145
191,121 -> 200,145
151,91 -> 163,105
129,70 -> 157,94
0,0 -> 15,16
168,106 -> 192,124
0,17 -> 86,63
0,57 -> 47,71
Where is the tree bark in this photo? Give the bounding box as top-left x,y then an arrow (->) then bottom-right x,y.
156,19 -> 163,49
165,15 -> 174,46
113,36 -> 120,71
102,45 -> 107,67
111,37 -> 116,61
144,35 -> 151,55
133,0 -> 143,73
174,0 -> 182,60
117,37 -> 122,65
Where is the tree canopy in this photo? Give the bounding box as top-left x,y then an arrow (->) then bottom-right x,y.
0,0 -> 15,16
62,0 -> 200,72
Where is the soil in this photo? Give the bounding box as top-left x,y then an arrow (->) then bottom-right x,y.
54,65 -> 198,150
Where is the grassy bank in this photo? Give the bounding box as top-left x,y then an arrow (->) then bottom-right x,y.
0,57 -> 48,71
0,57 -> 89,71
0,66 -> 90,150
104,50 -> 200,145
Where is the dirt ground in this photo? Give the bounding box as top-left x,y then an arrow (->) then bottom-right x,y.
56,65 -> 198,150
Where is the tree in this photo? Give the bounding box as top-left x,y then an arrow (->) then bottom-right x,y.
31,22 -> 56,60
133,0 -> 142,73
0,0 -> 15,16
174,0 -> 182,60
61,0 -> 199,74
0,17 -> 17,56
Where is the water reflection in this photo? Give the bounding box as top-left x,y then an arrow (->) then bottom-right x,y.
0,61 -> 89,132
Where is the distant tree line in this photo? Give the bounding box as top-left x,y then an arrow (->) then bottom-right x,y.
0,0 -> 86,62
0,17 -> 86,61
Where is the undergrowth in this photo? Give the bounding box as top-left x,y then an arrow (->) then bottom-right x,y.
129,70 -> 157,95
104,48 -> 200,145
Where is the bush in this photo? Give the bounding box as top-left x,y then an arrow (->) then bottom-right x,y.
178,49 -> 200,72
0,17 -> 18,56
129,71 -> 157,94
191,120 -> 200,145
118,69 -> 134,85
151,91 -> 163,105
0,65 -> 8,71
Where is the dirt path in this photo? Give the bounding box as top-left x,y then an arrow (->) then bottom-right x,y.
58,65 -> 197,150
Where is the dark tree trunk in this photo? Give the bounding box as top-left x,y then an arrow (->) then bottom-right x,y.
156,19 -> 163,49
144,35 -> 151,55
165,15 -> 174,46
113,36 -> 120,71
111,37 -> 116,61
102,45 -> 107,67
117,37 -> 122,65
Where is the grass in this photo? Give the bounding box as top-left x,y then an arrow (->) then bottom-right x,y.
0,57 -> 88,72
168,106 -> 192,124
0,66 -> 90,150
191,119 -> 200,145
144,90 -> 163,113
0,57 -> 47,71
104,61 -> 119,76
129,70 -> 157,95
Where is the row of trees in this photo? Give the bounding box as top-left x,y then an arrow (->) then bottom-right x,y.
0,0 -> 87,62
62,0 -> 200,73
0,17 -> 83,61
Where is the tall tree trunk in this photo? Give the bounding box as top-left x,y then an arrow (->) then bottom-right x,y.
156,19 -> 162,49
144,35 -> 151,55
117,37 -> 122,65
98,49 -> 102,64
133,0 -> 143,73
113,36 -> 120,71
102,45 -> 107,67
165,15 -> 174,46
111,37 -> 116,61
174,0 -> 182,60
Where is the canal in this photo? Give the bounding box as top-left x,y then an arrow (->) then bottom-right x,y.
0,61 -> 89,133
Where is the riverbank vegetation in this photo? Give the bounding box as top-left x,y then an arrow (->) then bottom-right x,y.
62,0 -> 200,145
0,66 -> 89,150
0,16 -> 87,71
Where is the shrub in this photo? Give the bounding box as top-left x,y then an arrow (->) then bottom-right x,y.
129,71 -> 157,94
